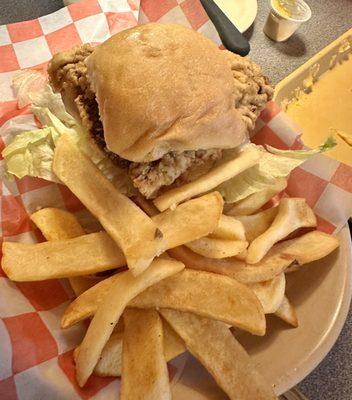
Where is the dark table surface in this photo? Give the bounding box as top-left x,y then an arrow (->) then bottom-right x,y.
1,1 -> 351,399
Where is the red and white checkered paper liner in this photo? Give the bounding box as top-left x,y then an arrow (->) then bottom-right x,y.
0,0 -> 351,399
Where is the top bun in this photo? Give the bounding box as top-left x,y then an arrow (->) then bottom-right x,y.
86,23 -> 246,162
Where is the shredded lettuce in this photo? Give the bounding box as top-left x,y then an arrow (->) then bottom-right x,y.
2,71 -> 134,195
12,70 -> 76,126
2,127 -> 60,182
216,138 -> 336,203
2,108 -> 134,194
266,136 -> 337,159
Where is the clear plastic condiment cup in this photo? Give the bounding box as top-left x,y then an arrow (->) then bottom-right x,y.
264,0 -> 312,42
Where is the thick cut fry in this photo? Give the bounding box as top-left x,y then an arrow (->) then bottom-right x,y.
274,296 -> 298,327
161,310 -> 277,400
2,232 -> 126,281
210,214 -> 246,241
236,207 -> 278,242
5,194 -> 222,282
30,207 -> 85,240
162,319 -> 186,361
169,246 -> 290,283
246,198 -> 317,264
53,135 -> 163,275
247,274 -> 286,314
92,331 -> 123,376
30,207 -> 95,296
235,249 -> 248,260
63,269 -> 265,335
69,276 -> 103,297
76,320 -> 185,377
121,309 -> 171,400
154,147 -> 261,211
286,231 -> 339,265
73,320 -> 125,374
284,262 -> 301,273
60,275 -> 127,328
152,192 -> 223,248
186,237 -> 248,259
75,258 -> 184,387
132,269 -> 265,335
226,177 -> 287,216
169,231 -> 339,283
133,194 -> 159,217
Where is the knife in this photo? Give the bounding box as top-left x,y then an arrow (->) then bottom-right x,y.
200,0 -> 250,56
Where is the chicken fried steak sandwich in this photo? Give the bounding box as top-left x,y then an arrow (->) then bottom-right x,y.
48,23 -> 273,199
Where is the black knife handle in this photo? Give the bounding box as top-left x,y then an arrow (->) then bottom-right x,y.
200,0 -> 250,56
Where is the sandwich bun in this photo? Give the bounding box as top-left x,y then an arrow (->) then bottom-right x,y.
86,23 -> 246,163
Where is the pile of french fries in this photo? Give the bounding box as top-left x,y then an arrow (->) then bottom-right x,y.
2,135 -> 340,400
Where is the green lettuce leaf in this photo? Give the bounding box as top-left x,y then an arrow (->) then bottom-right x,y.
266,136 -> 336,159
3,71 -> 135,195
216,138 -> 336,203
13,70 -> 76,126
2,107 -> 134,195
2,106 -> 81,182
2,127 -> 60,182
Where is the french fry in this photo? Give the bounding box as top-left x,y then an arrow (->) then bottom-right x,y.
247,274 -> 286,314
168,245 -> 290,283
61,277 -> 119,328
154,146 -> 261,211
274,296 -> 298,327
133,194 -> 159,217
284,262 -> 301,273
69,276 -> 103,297
288,231 -> 340,265
186,237 -> 248,259
75,258 -> 184,387
4,194 -> 222,282
162,319 -> 186,361
152,192 -> 223,249
246,198 -> 317,264
73,320 -> 125,375
30,207 -> 96,296
160,310 -> 277,400
121,309 -> 171,400
30,207 -> 86,240
226,177 -> 287,216
53,135 -> 163,275
132,269 -> 265,335
236,207 -> 278,242
210,214 -> 246,241
235,249 -> 248,260
76,319 -> 186,377
91,331 -> 124,376
58,275 -> 126,327
138,192 -> 226,255
2,232 -> 126,281
168,231 -> 339,283
63,269 -> 266,335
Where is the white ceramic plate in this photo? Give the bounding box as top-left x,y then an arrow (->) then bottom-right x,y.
172,225 -> 352,397
214,0 -> 258,33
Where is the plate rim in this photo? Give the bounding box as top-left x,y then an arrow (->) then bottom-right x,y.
215,0 -> 258,33
240,0 -> 258,33
276,224 -> 352,394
